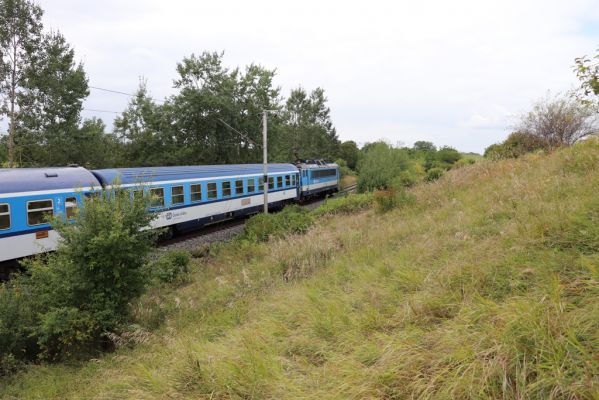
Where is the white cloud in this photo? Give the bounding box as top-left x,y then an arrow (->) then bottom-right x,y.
34,0 -> 599,153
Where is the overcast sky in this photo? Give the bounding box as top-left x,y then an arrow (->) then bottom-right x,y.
36,0 -> 599,153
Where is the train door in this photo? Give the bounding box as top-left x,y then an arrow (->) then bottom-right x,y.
58,194 -> 79,222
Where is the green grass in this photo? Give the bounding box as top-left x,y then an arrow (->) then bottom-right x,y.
2,140 -> 599,399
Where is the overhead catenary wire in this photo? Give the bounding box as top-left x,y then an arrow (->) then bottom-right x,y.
83,84 -> 166,116
83,108 -> 120,114
217,118 -> 260,149
89,85 -> 165,104
86,85 -> 261,150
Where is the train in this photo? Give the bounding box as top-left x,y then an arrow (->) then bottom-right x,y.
0,160 -> 339,264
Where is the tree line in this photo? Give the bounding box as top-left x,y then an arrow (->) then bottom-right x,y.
0,0 -> 343,169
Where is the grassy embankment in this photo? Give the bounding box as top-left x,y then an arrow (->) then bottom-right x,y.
2,140 -> 599,399
340,173 -> 358,189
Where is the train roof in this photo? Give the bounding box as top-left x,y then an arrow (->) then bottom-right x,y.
92,163 -> 299,185
0,167 -> 101,195
294,162 -> 339,170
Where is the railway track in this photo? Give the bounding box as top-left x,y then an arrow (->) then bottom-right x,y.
158,185 -> 358,251
338,183 -> 358,196
157,217 -> 247,250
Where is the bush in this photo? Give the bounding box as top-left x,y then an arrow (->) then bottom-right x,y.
0,186 -> 158,363
436,146 -> 462,165
242,205 -> 314,242
392,170 -> 419,188
454,158 -> 476,168
313,193 -> 374,216
0,283 -> 38,374
484,131 -> 549,160
335,158 -> 354,177
357,142 -> 412,192
373,187 -> 416,213
425,167 -> 444,181
150,251 -> 191,283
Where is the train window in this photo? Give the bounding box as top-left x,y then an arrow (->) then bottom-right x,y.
207,182 -> 217,199
268,176 -> 274,190
191,184 -> 202,202
285,175 -> 290,187
248,178 -> 255,193
277,176 -> 283,188
235,180 -> 244,195
258,177 -> 264,191
149,188 -> 164,208
172,186 -> 184,205
132,189 -> 144,202
27,199 -> 54,226
0,204 -> 10,230
222,181 -> 231,197
65,197 -> 78,220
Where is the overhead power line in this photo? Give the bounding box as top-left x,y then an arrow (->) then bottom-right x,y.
89,85 -> 165,104
83,108 -> 120,114
217,118 -> 260,149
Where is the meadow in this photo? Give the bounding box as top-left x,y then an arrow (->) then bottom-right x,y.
1,139 -> 598,399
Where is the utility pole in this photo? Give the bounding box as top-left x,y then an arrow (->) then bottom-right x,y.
262,110 -> 279,214
263,111 -> 268,214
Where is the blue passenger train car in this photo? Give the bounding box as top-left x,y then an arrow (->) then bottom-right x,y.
0,161 -> 338,266
91,163 -> 301,233
0,167 -> 101,262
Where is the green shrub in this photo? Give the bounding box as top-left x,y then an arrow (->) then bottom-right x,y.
335,158 -> 354,177
484,131 -> 549,160
242,205 -> 314,242
392,170 -> 419,188
425,167 -> 444,181
373,187 -> 416,213
151,251 -> 191,283
313,193 -> 374,216
454,157 -> 476,168
436,146 -> 462,165
357,142 -> 412,192
190,243 -> 211,259
0,186 -> 158,363
0,283 -> 38,374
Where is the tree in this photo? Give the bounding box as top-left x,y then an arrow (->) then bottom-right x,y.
71,118 -> 122,168
339,140 -> 359,170
114,80 -> 170,166
17,31 -> 89,166
413,141 -> 436,153
275,87 -> 340,161
0,0 -> 43,167
357,141 -> 412,192
436,146 -> 462,165
517,94 -> 598,147
232,63 -> 281,163
115,52 -> 341,167
574,48 -> 599,105
167,52 -> 281,165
